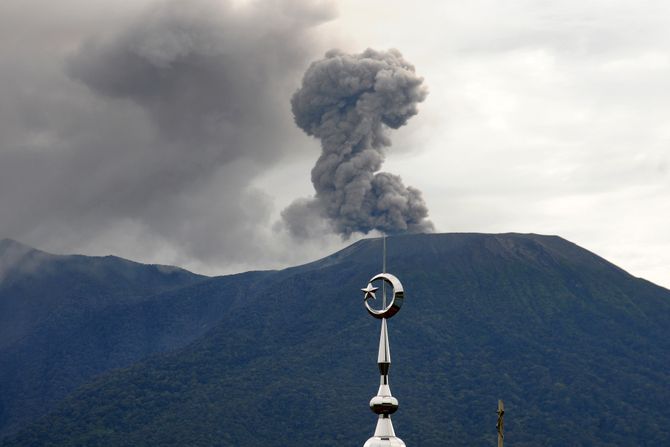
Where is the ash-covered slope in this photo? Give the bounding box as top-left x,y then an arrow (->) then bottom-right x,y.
3,233 -> 670,446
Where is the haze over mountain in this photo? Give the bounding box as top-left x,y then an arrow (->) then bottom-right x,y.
0,238 -> 254,437
1,233 -> 669,446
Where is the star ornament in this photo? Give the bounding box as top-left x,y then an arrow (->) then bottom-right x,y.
361,283 -> 379,301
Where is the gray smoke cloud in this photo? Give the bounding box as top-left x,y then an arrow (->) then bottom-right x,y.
0,0 -> 338,271
282,48 -> 434,237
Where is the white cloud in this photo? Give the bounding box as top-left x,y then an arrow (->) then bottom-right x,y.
314,0 -> 670,287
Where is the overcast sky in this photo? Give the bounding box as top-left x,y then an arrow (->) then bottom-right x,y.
1,0 -> 668,288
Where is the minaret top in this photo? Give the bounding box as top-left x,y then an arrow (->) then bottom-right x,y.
361,273 -> 406,447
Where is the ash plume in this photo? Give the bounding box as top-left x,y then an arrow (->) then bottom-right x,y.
283,48 -> 434,237
0,0 -> 337,269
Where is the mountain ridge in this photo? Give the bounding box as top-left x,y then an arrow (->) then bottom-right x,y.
0,237 -> 202,279
0,238 -> 220,437
1,233 -> 669,445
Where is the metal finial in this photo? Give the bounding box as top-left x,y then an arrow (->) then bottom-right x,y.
362,272 -> 406,447
362,273 -> 404,319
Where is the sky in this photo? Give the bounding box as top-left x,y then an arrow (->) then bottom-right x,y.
1,0 -> 668,288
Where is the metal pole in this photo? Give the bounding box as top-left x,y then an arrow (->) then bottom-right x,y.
382,236 -> 387,308
496,399 -> 505,447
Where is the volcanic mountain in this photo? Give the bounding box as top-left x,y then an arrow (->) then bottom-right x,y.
1,233 -> 668,446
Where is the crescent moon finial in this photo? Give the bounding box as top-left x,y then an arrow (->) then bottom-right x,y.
362,273 -> 404,319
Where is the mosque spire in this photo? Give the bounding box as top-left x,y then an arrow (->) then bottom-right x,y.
361,269 -> 406,447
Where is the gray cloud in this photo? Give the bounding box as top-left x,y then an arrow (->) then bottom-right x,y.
282,48 -> 433,237
0,0 -> 337,268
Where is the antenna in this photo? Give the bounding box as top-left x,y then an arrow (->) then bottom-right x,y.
382,236 -> 387,308
496,399 -> 505,447
383,235 -> 387,273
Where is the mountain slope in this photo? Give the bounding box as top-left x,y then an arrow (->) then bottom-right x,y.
0,238 -> 203,349
0,239 -> 273,437
3,233 -> 670,446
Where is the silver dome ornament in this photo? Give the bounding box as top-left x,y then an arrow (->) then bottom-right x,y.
362,273 -> 406,447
